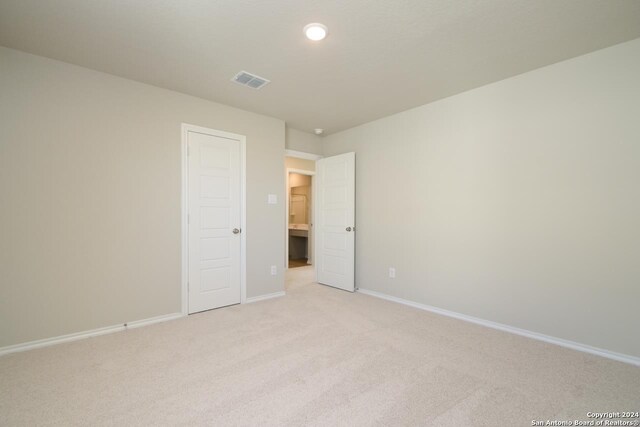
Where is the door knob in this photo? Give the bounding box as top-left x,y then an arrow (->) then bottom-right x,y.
232,228 -> 241,234
346,227 -> 352,232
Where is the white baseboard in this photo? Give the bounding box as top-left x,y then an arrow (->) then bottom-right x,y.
124,312 -> 184,329
0,312 -> 184,357
357,288 -> 640,367
244,291 -> 286,304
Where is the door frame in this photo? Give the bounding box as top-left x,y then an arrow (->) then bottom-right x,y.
286,168 -> 316,270
284,149 -> 322,161
181,123 -> 247,316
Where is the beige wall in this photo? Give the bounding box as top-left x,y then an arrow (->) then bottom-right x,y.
285,156 -> 316,172
289,174 -> 311,188
285,128 -> 322,155
0,47 -> 285,347
322,38 -> 640,358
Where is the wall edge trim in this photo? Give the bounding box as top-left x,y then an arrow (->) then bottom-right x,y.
244,291 -> 286,304
357,288 -> 640,366
0,312 -> 185,357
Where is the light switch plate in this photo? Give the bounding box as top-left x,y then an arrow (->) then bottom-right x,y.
268,194 -> 277,204
271,265 -> 277,275
389,267 -> 396,279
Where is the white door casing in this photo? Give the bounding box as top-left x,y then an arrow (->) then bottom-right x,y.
316,152 -> 356,291
185,125 -> 245,314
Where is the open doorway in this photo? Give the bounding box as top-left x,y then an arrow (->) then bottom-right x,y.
287,169 -> 314,268
284,150 -> 355,293
285,154 -> 317,270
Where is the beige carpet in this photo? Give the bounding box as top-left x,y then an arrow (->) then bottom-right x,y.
1,266 -> 638,426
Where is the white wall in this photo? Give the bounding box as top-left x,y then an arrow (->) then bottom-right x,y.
322,38 -> 640,358
0,47 -> 285,348
285,127 -> 323,155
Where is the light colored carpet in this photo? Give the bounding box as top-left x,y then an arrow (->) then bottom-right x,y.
1,266 -> 639,426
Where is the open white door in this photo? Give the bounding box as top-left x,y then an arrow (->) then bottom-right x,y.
187,126 -> 244,314
316,152 -> 355,291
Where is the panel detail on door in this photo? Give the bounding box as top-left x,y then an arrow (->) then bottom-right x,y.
201,267 -> 231,292
200,176 -> 230,199
324,186 -> 347,204
200,145 -> 230,169
323,209 -> 347,227
323,255 -> 347,275
200,237 -> 230,261
324,232 -> 347,251
325,161 -> 347,182
200,207 -> 229,229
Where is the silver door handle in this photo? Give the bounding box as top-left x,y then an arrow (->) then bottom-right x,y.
346,227 -> 352,232
232,228 -> 241,234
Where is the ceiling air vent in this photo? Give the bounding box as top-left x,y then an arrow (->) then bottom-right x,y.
231,71 -> 270,90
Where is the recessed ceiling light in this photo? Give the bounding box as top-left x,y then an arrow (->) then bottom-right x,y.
304,23 -> 328,41
314,128 -> 324,135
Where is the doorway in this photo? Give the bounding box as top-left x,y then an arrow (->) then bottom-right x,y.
283,150 -> 356,293
286,167 -> 315,268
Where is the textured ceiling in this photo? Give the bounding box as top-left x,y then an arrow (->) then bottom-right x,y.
1,0 -> 640,135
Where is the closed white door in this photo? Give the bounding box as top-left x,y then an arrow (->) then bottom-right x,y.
187,128 -> 242,313
316,152 -> 355,291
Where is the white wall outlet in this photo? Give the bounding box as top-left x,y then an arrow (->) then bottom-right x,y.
389,267 -> 396,279
271,265 -> 277,276
268,194 -> 277,204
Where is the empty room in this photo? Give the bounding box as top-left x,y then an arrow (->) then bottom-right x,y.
1,1 -> 639,425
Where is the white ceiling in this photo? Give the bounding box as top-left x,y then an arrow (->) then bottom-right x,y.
1,0 -> 640,135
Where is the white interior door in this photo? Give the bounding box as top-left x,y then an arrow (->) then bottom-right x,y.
188,128 -> 242,313
316,152 -> 355,291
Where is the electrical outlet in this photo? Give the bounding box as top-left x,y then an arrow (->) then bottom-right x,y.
389,267 -> 396,279
271,265 -> 277,276
267,194 -> 277,204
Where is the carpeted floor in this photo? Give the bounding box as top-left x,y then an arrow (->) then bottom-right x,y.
1,266 -> 639,426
